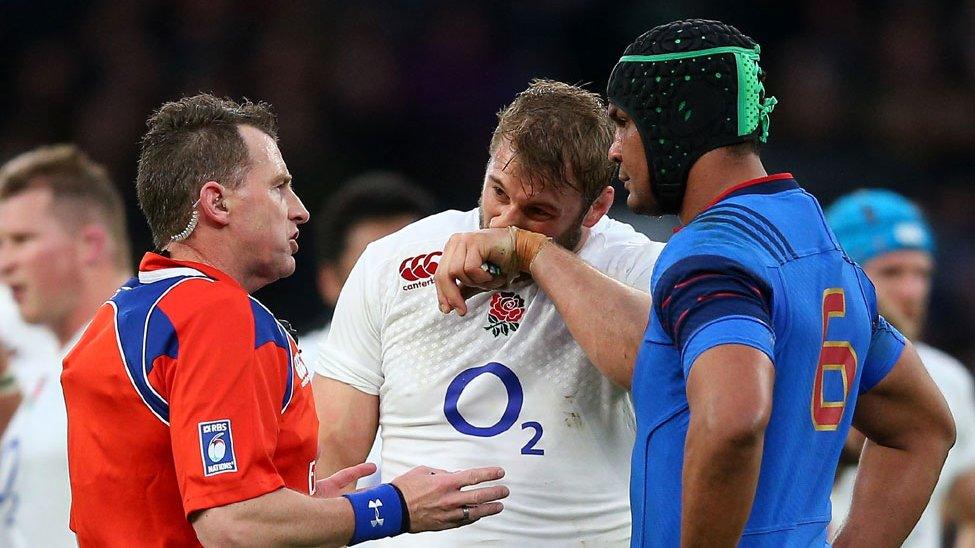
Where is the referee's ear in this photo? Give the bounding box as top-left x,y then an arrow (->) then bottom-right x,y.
581,185 -> 615,229
199,181 -> 231,228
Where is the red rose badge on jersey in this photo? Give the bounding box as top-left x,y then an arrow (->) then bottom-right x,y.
485,292 -> 525,337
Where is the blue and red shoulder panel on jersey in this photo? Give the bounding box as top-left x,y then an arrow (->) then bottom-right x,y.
653,255 -> 775,375
111,262 -> 299,425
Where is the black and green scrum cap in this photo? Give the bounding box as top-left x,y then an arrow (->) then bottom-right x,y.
607,19 -> 777,213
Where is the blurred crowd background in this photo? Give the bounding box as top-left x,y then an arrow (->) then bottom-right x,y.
1,0 -> 973,364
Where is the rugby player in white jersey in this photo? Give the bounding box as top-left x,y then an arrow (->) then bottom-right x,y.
314,79 -> 663,546
0,144 -> 132,547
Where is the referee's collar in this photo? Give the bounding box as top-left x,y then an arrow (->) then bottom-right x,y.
138,252 -> 241,289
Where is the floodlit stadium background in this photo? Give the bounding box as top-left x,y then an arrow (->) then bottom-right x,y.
1,1 -> 973,365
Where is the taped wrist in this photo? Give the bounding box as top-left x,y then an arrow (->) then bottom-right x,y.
343,483 -> 410,545
510,226 -> 552,272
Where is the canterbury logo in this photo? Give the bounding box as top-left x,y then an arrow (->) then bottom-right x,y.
399,252 -> 442,281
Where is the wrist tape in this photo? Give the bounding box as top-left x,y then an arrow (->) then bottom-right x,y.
509,226 -> 552,272
343,483 -> 409,545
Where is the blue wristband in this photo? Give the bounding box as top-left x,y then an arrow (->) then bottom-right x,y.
343,483 -> 408,545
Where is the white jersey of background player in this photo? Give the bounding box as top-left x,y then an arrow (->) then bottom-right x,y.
318,206 -> 661,546
314,76 -> 664,548
0,285 -> 68,548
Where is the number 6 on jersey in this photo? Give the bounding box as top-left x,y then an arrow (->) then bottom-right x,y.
811,288 -> 859,431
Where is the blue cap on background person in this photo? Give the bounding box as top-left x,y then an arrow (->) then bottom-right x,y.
825,189 -> 935,265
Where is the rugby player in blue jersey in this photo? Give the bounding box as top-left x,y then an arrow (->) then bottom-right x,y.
435,18 -> 955,547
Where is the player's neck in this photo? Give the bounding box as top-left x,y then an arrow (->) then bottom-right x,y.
572,226 -> 591,253
54,267 -> 131,347
678,149 -> 768,224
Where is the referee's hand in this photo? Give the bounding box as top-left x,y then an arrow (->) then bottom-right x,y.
392,466 -> 508,532
313,462 -> 378,499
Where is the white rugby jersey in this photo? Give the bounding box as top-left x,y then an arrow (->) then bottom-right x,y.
831,342 -> 975,547
0,286 -> 74,548
317,209 -> 663,547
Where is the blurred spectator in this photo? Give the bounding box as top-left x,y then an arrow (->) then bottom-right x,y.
826,189 -> 975,548
303,171 -> 435,349
0,144 -> 132,547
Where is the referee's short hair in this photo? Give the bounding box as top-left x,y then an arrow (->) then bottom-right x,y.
136,93 -> 278,249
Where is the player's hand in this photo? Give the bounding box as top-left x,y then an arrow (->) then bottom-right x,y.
313,462 -> 377,499
0,341 -> 20,397
435,229 -> 518,317
436,227 -> 555,316
391,466 -> 508,532
0,342 -> 22,438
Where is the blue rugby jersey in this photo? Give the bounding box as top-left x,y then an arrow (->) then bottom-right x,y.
630,174 -> 906,547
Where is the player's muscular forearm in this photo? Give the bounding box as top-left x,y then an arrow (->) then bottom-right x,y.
833,342 -> 954,547
528,242 -> 650,388
435,227 -> 649,389
683,345 -> 774,546
313,376 -> 379,490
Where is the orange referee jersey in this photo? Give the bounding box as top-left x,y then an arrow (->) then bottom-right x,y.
62,253 -> 318,546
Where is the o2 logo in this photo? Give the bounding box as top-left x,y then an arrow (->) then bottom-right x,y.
443,363 -> 544,456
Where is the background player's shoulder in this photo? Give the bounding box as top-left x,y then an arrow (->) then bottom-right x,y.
916,343 -> 972,386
